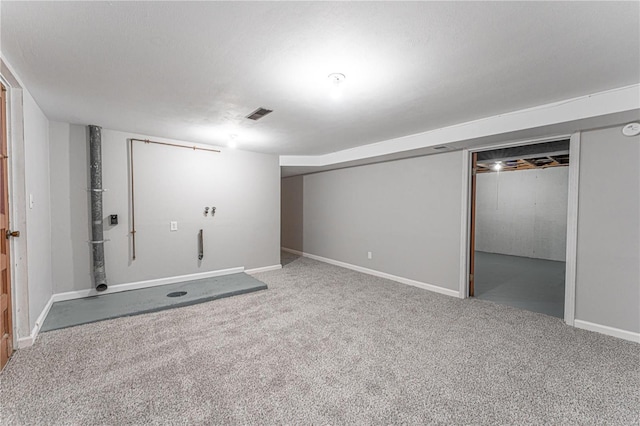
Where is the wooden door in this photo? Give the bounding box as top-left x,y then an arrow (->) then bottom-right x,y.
0,83 -> 13,371
469,152 -> 477,297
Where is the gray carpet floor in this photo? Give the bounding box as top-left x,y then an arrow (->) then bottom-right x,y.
280,250 -> 300,266
1,255 -> 638,424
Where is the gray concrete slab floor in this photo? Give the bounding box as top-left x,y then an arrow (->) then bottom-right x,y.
42,273 -> 268,332
475,251 -> 565,318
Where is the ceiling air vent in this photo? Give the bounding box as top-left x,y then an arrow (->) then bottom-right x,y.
246,107 -> 273,121
433,146 -> 448,150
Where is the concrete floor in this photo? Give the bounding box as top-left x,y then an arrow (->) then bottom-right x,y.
41,273 -> 268,332
474,251 -> 565,318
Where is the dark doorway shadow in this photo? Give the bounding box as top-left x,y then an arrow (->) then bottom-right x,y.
281,250 -> 300,266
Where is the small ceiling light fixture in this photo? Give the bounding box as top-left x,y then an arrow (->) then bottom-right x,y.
228,134 -> 238,149
493,161 -> 503,171
328,73 -> 346,100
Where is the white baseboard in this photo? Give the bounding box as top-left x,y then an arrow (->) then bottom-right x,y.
245,264 -> 282,274
574,319 -> 640,343
17,294 -> 54,348
52,267 -> 245,303
17,335 -> 34,349
282,247 -> 459,298
281,247 -> 303,256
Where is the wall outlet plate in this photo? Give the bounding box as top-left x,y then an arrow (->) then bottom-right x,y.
170,221 -> 178,231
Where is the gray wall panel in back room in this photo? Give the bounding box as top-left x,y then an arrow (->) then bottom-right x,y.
49,123 -> 280,293
575,126 -> 640,333
301,151 -> 464,291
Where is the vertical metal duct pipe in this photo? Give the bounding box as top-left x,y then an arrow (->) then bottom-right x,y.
89,125 -> 108,292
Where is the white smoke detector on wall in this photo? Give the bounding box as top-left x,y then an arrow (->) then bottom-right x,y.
622,122 -> 640,137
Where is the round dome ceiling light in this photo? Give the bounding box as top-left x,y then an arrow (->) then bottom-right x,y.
622,122 -> 640,137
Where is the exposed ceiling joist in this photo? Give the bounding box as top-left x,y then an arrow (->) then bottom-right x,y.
477,155 -> 570,173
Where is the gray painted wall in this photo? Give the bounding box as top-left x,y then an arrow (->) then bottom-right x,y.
281,175 -> 303,252
283,128 -> 639,335
23,89 -> 53,330
476,167 -> 568,261
575,126 -> 639,333
299,151 -> 463,291
49,123 -> 280,293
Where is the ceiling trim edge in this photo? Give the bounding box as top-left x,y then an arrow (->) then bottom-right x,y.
279,84 -> 640,167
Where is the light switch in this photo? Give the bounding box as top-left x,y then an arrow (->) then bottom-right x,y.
29,194 -> 34,209
170,221 -> 178,231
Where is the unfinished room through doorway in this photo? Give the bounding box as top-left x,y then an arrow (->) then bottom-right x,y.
468,139 -> 570,318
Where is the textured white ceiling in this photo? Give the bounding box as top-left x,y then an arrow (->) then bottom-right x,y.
1,1 -> 638,155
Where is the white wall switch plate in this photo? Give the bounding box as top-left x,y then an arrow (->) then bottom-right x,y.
170,221 -> 178,231
367,251 -> 372,259
29,194 -> 34,209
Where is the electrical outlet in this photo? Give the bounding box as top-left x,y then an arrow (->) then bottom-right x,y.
367,251 -> 372,259
170,221 -> 178,231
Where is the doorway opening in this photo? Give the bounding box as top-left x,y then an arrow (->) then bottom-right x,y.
469,139 -> 570,318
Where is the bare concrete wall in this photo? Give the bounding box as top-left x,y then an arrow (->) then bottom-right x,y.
475,167 -> 568,261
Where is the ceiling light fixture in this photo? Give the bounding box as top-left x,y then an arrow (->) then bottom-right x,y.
328,73 -> 346,100
493,161 -> 503,171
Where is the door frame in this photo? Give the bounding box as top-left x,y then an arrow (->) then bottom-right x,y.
458,133 -> 579,326
0,60 -> 31,348
0,81 -> 12,369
